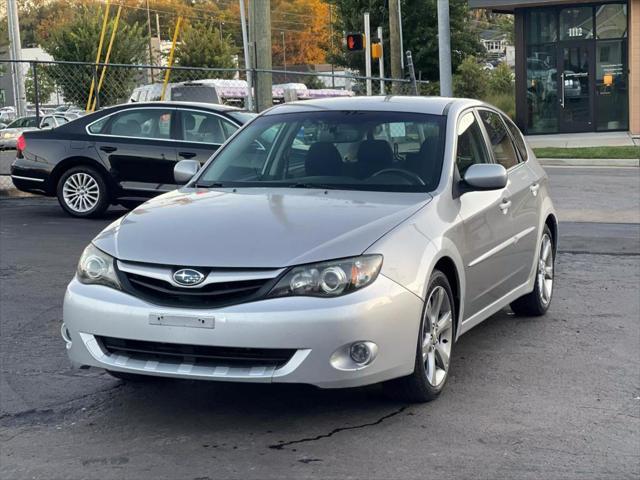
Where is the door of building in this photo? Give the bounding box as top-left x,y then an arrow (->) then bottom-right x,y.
558,42 -> 594,132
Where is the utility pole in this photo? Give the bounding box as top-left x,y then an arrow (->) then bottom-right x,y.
249,0 -> 272,112
437,0 -> 453,97
145,0 -> 155,83
389,0 -> 403,94
377,26 -> 384,94
364,12 -> 371,96
239,0 -> 253,112
281,31 -> 286,82
7,0 -> 26,116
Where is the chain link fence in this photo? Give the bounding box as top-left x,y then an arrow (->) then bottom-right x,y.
0,59 -> 431,122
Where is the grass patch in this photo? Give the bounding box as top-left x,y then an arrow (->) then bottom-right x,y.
533,146 -> 640,159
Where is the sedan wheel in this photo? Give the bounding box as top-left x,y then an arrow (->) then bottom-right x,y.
56,166 -> 109,218
383,269 -> 455,403
63,173 -> 100,213
510,224 -> 555,316
422,286 -> 453,388
537,233 -> 554,306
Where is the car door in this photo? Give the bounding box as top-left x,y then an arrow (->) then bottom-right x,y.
89,107 -> 178,196
478,109 -> 539,289
164,109 -> 241,189
455,110 -> 515,319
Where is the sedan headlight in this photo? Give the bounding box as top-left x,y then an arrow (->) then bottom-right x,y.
76,243 -> 121,290
268,255 -> 383,298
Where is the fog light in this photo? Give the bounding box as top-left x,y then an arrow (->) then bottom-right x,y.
350,342 -> 372,364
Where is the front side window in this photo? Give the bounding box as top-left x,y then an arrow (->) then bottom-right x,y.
181,111 -> 237,144
503,115 -> 528,162
106,109 -> 173,139
478,110 -> 519,169
455,112 -> 491,176
197,111 -> 446,192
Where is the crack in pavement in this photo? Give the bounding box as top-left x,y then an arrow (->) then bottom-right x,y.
269,406 -> 408,451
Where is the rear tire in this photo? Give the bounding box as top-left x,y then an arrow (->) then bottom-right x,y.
57,166 -> 109,218
383,270 -> 455,403
510,225 -> 554,316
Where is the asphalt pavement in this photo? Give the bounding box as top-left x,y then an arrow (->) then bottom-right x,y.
1,167 -> 638,479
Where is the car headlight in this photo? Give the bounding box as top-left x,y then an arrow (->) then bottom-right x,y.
76,243 -> 121,290
267,255 -> 383,298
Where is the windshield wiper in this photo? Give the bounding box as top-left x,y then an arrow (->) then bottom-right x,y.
288,183 -> 342,190
194,181 -> 229,188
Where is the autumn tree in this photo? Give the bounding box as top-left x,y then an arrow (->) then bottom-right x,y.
270,0 -> 331,66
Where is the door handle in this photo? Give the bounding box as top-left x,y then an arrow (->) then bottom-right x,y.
530,183 -> 540,196
560,72 -> 565,108
178,151 -> 197,159
100,146 -> 117,153
499,199 -> 512,215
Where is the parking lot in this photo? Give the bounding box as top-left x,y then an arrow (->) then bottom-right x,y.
1,167 -> 639,479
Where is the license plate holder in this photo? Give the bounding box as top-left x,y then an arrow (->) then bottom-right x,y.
149,313 -> 215,329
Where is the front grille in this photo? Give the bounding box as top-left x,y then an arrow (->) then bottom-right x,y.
98,336 -> 296,368
118,269 -> 276,309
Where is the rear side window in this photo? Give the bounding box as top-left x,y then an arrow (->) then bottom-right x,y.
105,109 -> 173,139
503,116 -> 528,162
456,112 -> 491,176
180,111 -> 238,144
478,110 -> 519,169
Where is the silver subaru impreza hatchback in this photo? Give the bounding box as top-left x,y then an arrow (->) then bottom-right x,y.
62,97 -> 556,402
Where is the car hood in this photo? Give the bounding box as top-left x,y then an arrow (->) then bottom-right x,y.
93,188 -> 431,268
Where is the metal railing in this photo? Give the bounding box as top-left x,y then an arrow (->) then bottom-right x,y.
0,59 -> 432,123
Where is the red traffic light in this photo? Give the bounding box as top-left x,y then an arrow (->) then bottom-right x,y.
346,33 -> 364,51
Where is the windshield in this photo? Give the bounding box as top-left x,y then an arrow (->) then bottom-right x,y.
197,111 -> 446,192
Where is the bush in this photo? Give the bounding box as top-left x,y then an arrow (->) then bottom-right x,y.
482,91 -> 515,119
488,62 -> 514,95
453,56 -> 488,99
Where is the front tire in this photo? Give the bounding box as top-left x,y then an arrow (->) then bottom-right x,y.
510,225 -> 554,316
383,270 -> 455,403
56,166 -> 109,218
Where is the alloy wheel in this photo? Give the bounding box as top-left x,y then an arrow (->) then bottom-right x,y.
422,286 -> 453,388
62,173 -> 100,213
538,233 -> 554,306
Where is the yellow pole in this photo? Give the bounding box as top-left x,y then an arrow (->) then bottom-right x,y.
86,0 -> 111,111
91,5 -> 122,112
160,16 -> 183,101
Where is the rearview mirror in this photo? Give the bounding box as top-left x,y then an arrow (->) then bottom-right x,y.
174,160 -> 200,185
463,163 -> 507,191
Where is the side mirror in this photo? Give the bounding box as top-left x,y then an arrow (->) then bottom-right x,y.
463,163 -> 507,191
174,160 -> 200,185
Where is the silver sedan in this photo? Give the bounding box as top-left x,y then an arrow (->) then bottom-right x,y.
63,97 -> 556,402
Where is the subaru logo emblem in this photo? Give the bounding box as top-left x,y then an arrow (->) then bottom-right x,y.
173,268 -> 205,286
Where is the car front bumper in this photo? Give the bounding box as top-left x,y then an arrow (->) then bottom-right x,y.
63,275 -> 423,388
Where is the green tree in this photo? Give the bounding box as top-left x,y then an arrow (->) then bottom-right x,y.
41,4 -> 147,107
172,22 -> 237,81
488,62 -> 513,94
25,66 -> 57,105
330,0 -> 482,82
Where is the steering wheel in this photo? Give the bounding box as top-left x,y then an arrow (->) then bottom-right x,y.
370,168 -> 426,186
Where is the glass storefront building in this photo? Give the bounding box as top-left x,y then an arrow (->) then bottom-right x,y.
470,0 -> 640,136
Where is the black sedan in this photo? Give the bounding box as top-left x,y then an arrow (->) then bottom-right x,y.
11,102 -> 255,217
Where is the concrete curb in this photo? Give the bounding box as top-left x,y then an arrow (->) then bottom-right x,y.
538,158 -> 639,168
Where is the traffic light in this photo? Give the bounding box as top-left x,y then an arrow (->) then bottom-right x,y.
371,42 -> 382,60
346,33 -> 364,51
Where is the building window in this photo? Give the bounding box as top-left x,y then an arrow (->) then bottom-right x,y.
596,40 -> 628,131
595,4 -> 628,39
527,9 -> 557,44
559,7 -> 594,40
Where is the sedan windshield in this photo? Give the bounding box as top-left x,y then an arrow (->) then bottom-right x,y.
197,110 -> 446,192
